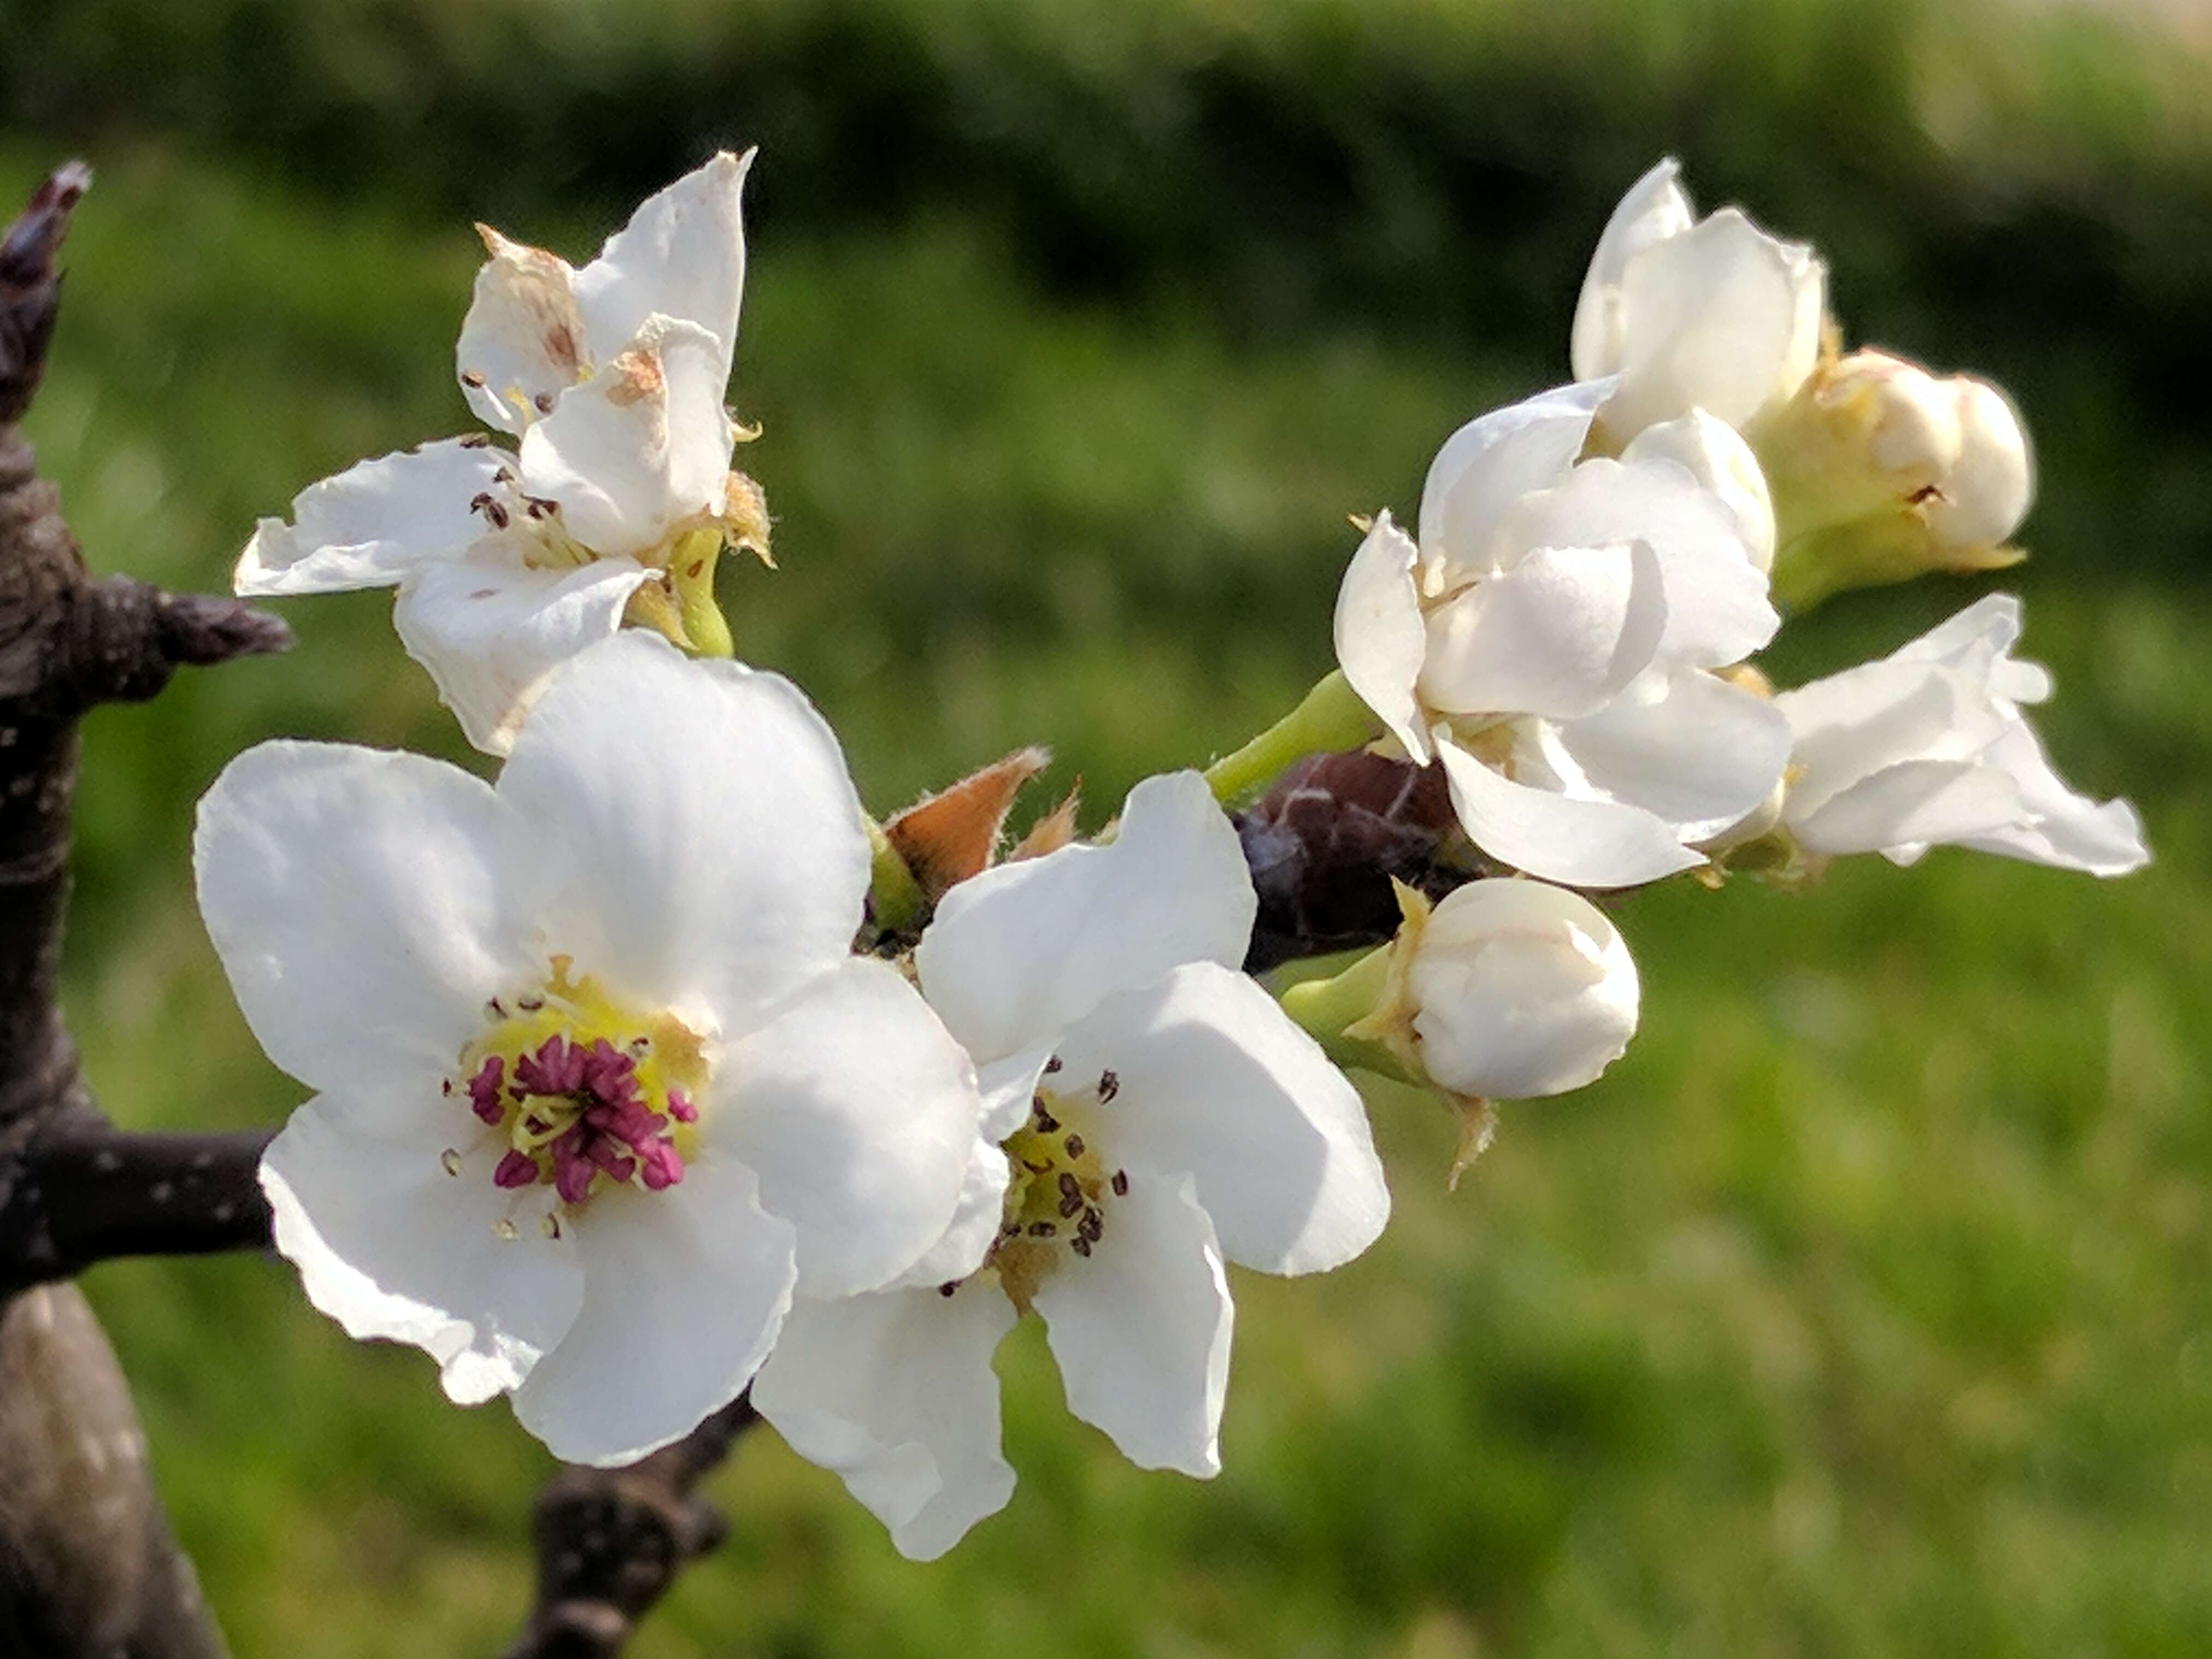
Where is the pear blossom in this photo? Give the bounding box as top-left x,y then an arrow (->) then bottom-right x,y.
1760,350 -> 2037,606
752,772 -> 1390,1558
1571,157 -> 1828,443
195,631 -> 980,1465
1334,380 -> 1792,889
1353,879 -> 1640,1102
1773,593 -> 2148,874
234,152 -> 768,754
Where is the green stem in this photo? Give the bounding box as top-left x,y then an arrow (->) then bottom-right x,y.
668,528 -> 734,658
1202,669 -> 1383,807
1276,945 -> 1419,1084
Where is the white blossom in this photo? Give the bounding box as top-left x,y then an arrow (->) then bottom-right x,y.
234,153 -> 765,754
1388,879 -> 1640,1100
752,772 -> 1389,1559
1571,157 -> 1827,443
1334,380 -> 1792,889
1774,594 -> 2148,874
196,632 -> 979,1466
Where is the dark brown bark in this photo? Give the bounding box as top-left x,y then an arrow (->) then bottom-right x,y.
1236,749 -> 1476,973
502,1397 -> 760,1659
0,161 -> 287,1659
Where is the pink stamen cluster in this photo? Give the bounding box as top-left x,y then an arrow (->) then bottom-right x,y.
463,1036 -> 698,1205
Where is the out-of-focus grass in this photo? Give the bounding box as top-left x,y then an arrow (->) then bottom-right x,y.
9,114 -> 2211,1659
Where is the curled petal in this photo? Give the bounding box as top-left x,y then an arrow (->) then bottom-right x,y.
393,549 -> 655,756
1571,157 -> 1696,381
1417,380 -> 1611,584
1496,455 -> 1777,669
1436,732 -> 1703,889
1035,1169 -> 1232,1479
575,150 -> 752,394
752,1285 -> 1018,1562
1621,409 -> 1778,572
1416,539 -> 1665,722
234,439 -> 509,597
1604,207 -> 1826,437
1332,510 -> 1430,760
1546,670 -> 1794,842
1949,725 -> 2148,876
456,227 -> 589,434
518,315 -> 732,558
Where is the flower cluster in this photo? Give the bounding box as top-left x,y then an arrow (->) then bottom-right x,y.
201,152 -> 2147,1562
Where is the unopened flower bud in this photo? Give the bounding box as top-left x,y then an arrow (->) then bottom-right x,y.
1758,350 -> 2034,609
1283,879 -> 1641,1110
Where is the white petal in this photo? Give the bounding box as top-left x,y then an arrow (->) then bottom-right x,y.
915,772 -> 1254,1064
455,228 -> 589,434
1035,1168 -> 1232,1478
1436,732 -> 1703,889
392,548 -> 654,757
1416,540 -> 1664,722
1777,660 -> 2008,824
1406,879 -> 1639,1099
1497,455 -> 1777,668
710,957 -> 979,1300
1570,157 -> 1696,381
1621,409 -> 1777,572
574,151 -> 752,391
261,1091 -> 583,1404
1889,593 -> 2049,704
1952,723 -> 2150,876
889,1047 -> 1050,1290
1605,208 -> 1826,437
496,632 -> 872,1031
510,1157 -> 796,1466
195,742 -> 534,1094
234,439 -> 508,596
1332,510 -> 1431,761
1050,961 -> 1387,1275
1791,757 -> 2025,856
978,1045 -> 1059,1143
1416,380 -> 1611,584
517,315 -> 731,558
1547,670 -> 1794,840
1926,378 -> 2033,549
752,1284 -> 1017,1562
898,1134 -> 1014,1291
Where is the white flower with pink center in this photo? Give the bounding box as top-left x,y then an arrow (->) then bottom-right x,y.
234,153 -> 766,754
752,772 -> 1391,1559
195,632 -> 980,1466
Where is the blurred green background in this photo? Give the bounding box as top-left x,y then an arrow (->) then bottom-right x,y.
5,0 -> 2211,1652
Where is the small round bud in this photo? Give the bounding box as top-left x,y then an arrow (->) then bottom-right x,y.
1402,879 -> 1641,1100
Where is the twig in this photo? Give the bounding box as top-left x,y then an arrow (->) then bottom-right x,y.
0,160 -> 289,1659
502,1396 -> 760,1659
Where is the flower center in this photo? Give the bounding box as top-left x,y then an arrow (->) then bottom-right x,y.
975,1062 -> 1129,1314
443,955 -> 707,1215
